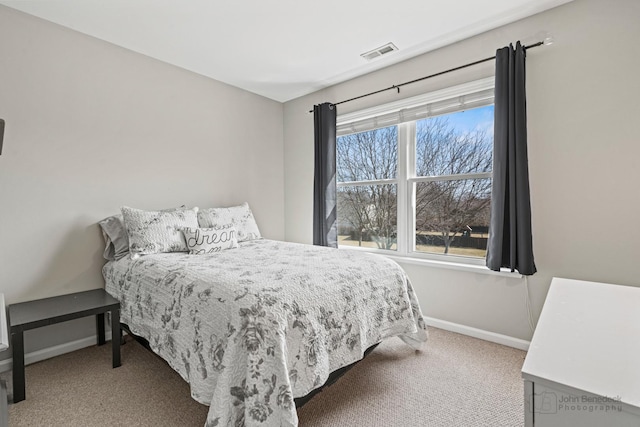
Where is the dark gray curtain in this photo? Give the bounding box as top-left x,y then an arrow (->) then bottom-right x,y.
313,103 -> 338,247
0,118 -> 5,155
486,42 -> 536,275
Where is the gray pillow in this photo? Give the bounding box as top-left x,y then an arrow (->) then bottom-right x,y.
98,214 -> 129,261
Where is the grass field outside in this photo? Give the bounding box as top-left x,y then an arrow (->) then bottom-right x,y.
338,235 -> 487,258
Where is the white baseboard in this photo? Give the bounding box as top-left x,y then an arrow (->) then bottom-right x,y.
0,331 -> 113,374
424,316 -> 530,351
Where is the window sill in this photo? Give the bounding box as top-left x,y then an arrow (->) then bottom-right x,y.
386,255 -> 523,278
339,246 -> 523,278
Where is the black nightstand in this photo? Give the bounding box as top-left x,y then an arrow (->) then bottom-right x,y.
8,289 -> 121,403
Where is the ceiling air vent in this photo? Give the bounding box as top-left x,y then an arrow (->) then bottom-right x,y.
360,42 -> 398,61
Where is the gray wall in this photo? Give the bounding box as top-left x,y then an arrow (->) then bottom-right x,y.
283,0 -> 640,341
0,6 -> 284,355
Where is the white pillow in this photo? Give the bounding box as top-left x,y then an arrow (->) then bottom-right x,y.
197,202 -> 261,242
121,206 -> 199,258
99,205 -> 187,261
182,226 -> 239,255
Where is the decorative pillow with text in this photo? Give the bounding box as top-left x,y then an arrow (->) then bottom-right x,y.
182,226 -> 239,255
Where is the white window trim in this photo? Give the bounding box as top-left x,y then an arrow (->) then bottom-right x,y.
339,245 -> 522,278
337,178 -> 396,187
410,172 -> 492,183
337,77 -> 495,127
336,77 -> 520,275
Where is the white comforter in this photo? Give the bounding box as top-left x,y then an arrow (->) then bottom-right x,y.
103,239 -> 427,426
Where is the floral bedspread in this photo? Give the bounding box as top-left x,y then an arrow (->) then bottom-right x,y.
103,239 -> 428,426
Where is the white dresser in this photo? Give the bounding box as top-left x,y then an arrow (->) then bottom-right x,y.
522,277 -> 640,426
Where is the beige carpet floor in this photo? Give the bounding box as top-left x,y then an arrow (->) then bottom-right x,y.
2,328 -> 526,426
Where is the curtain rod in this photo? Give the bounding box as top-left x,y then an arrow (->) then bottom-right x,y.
309,41 -> 545,113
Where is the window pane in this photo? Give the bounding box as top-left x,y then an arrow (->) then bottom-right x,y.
416,105 -> 493,177
415,179 -> 491,258
337,184 -> 397,251
337,126 -> 397,182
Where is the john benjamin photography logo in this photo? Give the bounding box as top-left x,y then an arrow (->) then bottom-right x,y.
530,392 -> 623,414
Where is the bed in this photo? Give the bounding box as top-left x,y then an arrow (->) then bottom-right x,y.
100,205 -> 427,426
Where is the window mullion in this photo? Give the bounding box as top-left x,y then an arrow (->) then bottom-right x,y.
396,123 -> 410,255
406,122 -> 416,254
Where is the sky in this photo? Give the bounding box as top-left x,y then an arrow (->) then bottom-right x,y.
442,104 -> 494,137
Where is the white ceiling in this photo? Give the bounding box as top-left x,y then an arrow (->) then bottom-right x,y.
1,0 -> 571,102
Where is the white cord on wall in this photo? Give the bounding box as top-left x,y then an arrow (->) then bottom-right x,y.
524,276 -> 536,333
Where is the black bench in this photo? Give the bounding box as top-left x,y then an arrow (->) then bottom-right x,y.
8,289 -> 121,403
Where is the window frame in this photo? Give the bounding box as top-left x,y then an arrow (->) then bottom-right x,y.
336,77 -> 495,266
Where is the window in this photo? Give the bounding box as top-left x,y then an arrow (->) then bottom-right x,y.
337,126 -> 398,251
336,78 -> 494,263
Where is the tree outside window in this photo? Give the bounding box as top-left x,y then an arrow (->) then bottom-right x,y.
337,126 -> 397,250
337,104 -> 493,258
